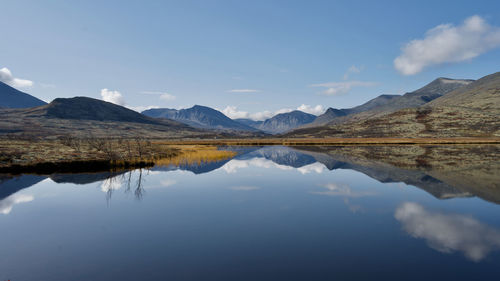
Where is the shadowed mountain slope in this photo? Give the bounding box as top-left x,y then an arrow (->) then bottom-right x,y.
0,81 -> 47,108
143,105 -> 259,132
0,97 -> 214,138
258,110 -> 316,134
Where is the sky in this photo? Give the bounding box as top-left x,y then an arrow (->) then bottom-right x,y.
1,0 -> 500,120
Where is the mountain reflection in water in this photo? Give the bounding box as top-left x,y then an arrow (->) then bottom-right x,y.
1,145 -> 500,279
1,145 -> 499,204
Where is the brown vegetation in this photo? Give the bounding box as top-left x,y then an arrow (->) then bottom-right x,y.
0,137 -> 239,174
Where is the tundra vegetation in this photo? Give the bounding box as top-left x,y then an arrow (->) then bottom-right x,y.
0,135 -> 235,173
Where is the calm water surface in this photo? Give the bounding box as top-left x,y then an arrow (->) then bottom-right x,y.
1,146 -> 499,280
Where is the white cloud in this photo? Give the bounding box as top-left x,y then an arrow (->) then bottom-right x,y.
227,89 -> 260,93
100,177 -> 122,192
312,183 -> 376,197
296,162 -> 327,174
311,81 -> 377,96
0,194 -> 34,215
160,179 -> 177,188
221,106 -> 252,119
222,158 -> 294,174
141,91 -> 176,101
101,88 -> 125,106
160,93 -> 176,101
221,106 -> 285,121
395,202 -> 500,261
343,65 -> 363,80
0,67 -> 33,88
221,104 -> 324,121
297,104 -> 326,115
394,15 -> 500,75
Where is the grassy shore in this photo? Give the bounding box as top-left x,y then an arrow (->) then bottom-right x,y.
0,138 -> 235,174
1,137 -> 499,173
160,137 -> 500,146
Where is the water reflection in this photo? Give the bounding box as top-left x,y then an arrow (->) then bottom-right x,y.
312,183 -> 377,198
395,202 -> 500,261
0,193 -> 34,214
1,145 -> 500,279
100,169 -> 146,201
1,145 -> 499,204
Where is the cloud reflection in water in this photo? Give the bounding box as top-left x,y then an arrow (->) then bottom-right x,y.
0,193 -> 34,214
395,202 -> 500,262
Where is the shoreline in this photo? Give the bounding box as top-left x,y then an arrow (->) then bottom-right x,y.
1,138 -> 499,174
157,137 -> 500,146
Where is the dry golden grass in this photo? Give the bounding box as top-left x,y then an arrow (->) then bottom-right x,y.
0,140 -> 236,173
154,145 -> 236,166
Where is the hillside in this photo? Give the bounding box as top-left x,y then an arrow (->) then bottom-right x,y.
0,81 -> 47,108
258,110 -> 316,134
143,105 -> 259,132
305,94 -> 399,127
0,97 -> 216,139
312,78 -> 473,128
286,72 -> 499,138
34,97 -> 174,125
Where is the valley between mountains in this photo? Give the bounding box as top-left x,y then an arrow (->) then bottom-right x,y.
1,71 -> 499,171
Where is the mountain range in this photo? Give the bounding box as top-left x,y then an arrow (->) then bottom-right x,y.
0,71 -> 498,138
303,77 -> 474,128
142,105 -> 259,132
287,72 -> 499,138
0,97 -> 217,138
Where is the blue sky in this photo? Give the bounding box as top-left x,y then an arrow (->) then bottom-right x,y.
1,0 -> 499,120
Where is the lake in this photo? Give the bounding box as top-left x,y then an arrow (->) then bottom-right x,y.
1,145 -> 499,280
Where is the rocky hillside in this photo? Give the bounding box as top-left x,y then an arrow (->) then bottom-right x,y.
305,94 -> 399,127
305,78 -> 473,128
287,72 -> 499,138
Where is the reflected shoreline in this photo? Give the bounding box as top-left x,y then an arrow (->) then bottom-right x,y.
1,144 -> 499,204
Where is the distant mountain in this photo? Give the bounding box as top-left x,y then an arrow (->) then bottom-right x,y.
143,105 -> 259,132
37,97 -> 172,124
364,77 -> 474,114
310,108 -> 348,126
0,81 -> 47,108
304,95 -> 402,127
258,110 -> 316,134
327,77 -> 474,125
233,118 -> 264,128
286,72 -> 499,138
347,94 -> 401,114
0,97 -> 213,138
304,78 -> 473,129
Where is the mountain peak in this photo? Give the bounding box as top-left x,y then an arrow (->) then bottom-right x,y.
259,110 -> 316,134
40,96 -> 165,125
143,105 -> 258,132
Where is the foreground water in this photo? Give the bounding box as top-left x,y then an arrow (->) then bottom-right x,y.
1,145 -> 499,280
